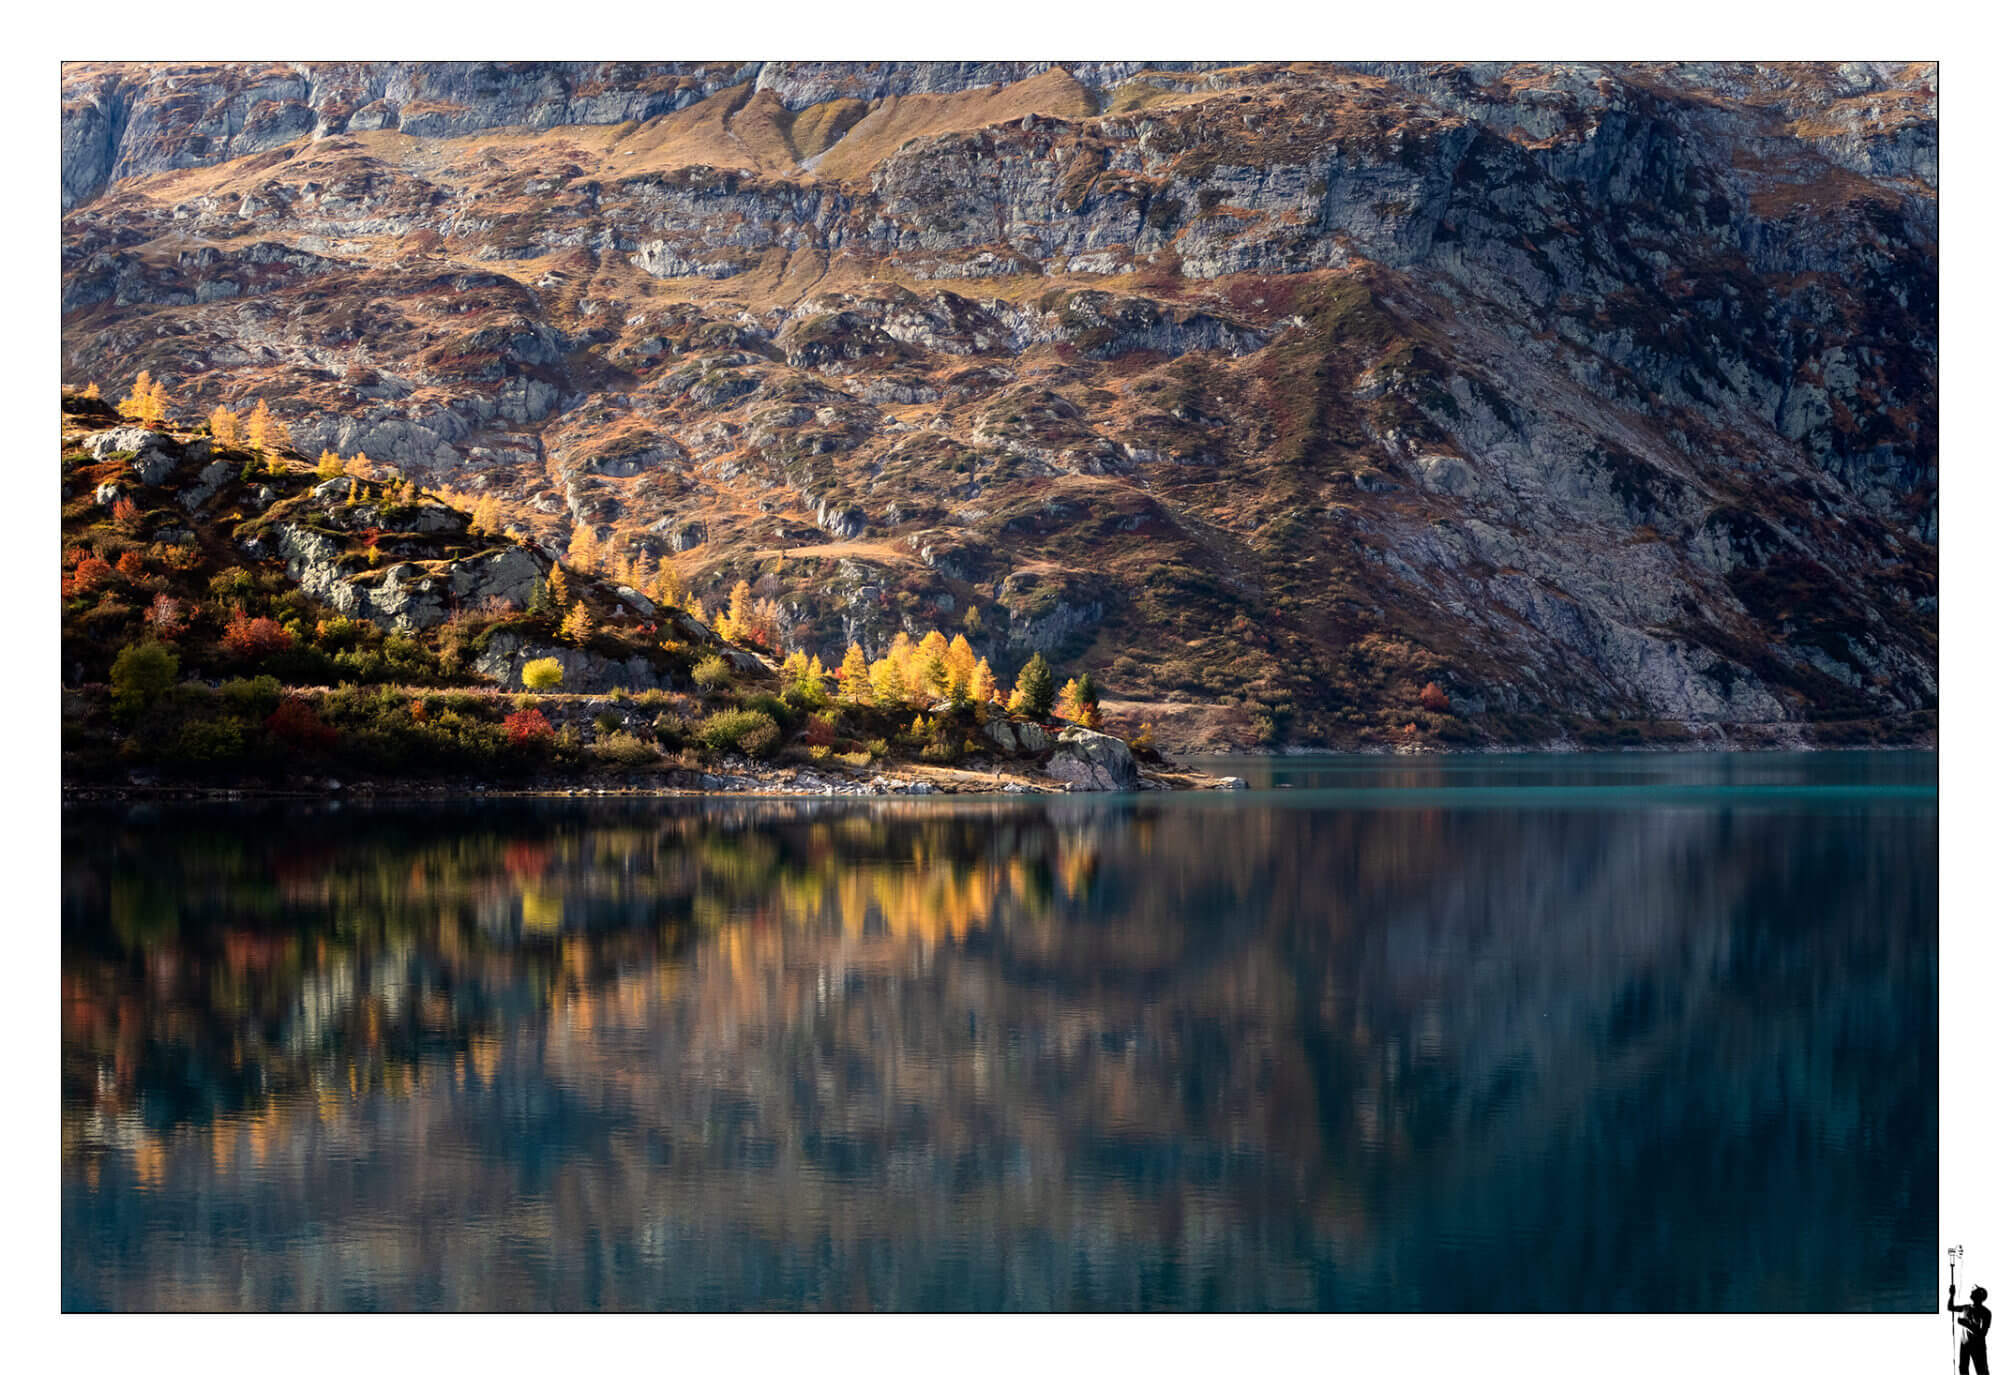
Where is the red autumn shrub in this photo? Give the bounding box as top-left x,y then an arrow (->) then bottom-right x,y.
505,708 -> 554,748
1419,682 -> 1452,714
803,713 -> 836,748
66,555 -> 117,597
111,496 -> 141,528
116,550 -> 146,578
265,697 -> 336,752
221,609 -> 296,658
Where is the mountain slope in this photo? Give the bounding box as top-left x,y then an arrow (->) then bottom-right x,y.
60,61 -> 1938,749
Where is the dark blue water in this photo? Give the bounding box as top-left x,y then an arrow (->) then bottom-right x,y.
60,751 -> 1937,1311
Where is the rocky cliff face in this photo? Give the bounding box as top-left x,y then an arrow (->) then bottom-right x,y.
60,61 -> 1937,746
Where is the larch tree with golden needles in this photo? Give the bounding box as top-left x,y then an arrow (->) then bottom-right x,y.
120,372 -> 154,423
868,654 -> 906,710
839,643 -> 870,703
144,378 -> 172,429
649,560 -> 686,611
1057,672 -> 1102,729
547,565 -> 571,609
317,450 -> 342,479
567,521 -> 601,574
245,399 -> 272,453
82,382 -> 101,401
946,634 -> 978,692
910,630 -> 951,702
560,601 -> 595,645
209,406 -> 241,450
968,658 -> 997,710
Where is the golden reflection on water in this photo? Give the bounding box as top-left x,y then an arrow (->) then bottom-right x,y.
62,785 -> 1936,1311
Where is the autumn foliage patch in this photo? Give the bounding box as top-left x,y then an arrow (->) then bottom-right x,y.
64,555 -> 118,597
221,609 -> 297,658
504,708 -> 555,748
265,697 -> 336,752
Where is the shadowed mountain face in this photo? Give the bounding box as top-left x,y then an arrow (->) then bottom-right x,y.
60,62 -> 1937,747
61,756 -> 1936,1311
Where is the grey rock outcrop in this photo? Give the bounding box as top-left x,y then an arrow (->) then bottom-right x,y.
472,631 -> 669,694
274,524 -> 549,632
178,460 -> 236,511
1045,726 -> 1138,791
83,426 -> 194,486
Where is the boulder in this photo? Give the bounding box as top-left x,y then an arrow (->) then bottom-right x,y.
1044,726 -> 1139,791
83,425 -> 167,460
1013,720 -> 1052,752
1415,454 -> 1479,497
134,447 -> 184,486
93,481 -> 123,508
84,426 -> 191,486
984,719 -> 1019,753
447,546 -> 546,610
178,460 -> 236,511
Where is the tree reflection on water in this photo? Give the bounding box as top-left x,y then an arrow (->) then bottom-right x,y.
62,783 -> 1935,1311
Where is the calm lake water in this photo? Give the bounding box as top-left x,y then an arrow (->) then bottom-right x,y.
61,751 -> 1937,1311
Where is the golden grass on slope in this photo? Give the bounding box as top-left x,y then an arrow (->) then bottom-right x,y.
788,98 -> 872,160
741,539 -> 919,566
804,67 -> 1098,182
602,84 -> 803,180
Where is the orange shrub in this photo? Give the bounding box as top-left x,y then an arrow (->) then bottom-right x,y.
504,708 -> 554,748
66,555 -> 117,597
221,609 -> 296,659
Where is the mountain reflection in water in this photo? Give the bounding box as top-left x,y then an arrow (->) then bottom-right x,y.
61,753 -> 1937,1311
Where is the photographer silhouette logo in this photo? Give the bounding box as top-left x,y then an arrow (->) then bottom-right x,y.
1951,1247 -> 1992,1375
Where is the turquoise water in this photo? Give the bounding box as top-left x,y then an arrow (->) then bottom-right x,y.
61,751 -> 1936,1311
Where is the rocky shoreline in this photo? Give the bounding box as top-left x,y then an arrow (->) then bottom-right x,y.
61,754 -> 1245,804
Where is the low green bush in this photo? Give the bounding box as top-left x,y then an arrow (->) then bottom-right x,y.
218,675 -> 281,718
697,707 -> 780,757
590,731 -> 659,767
691,655 -> 731,692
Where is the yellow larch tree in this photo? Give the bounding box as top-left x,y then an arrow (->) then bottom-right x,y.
560,601 -> 595,645
968,658 -> 997,709
649,559 -> 686,611
868,654 -> 906,710
120,371 -> 154,423
143,377 -> 171,429
567,521 -> 601,574
209,406 -> 241,450
946,633 -> 978,693
839,643 -> 870,703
